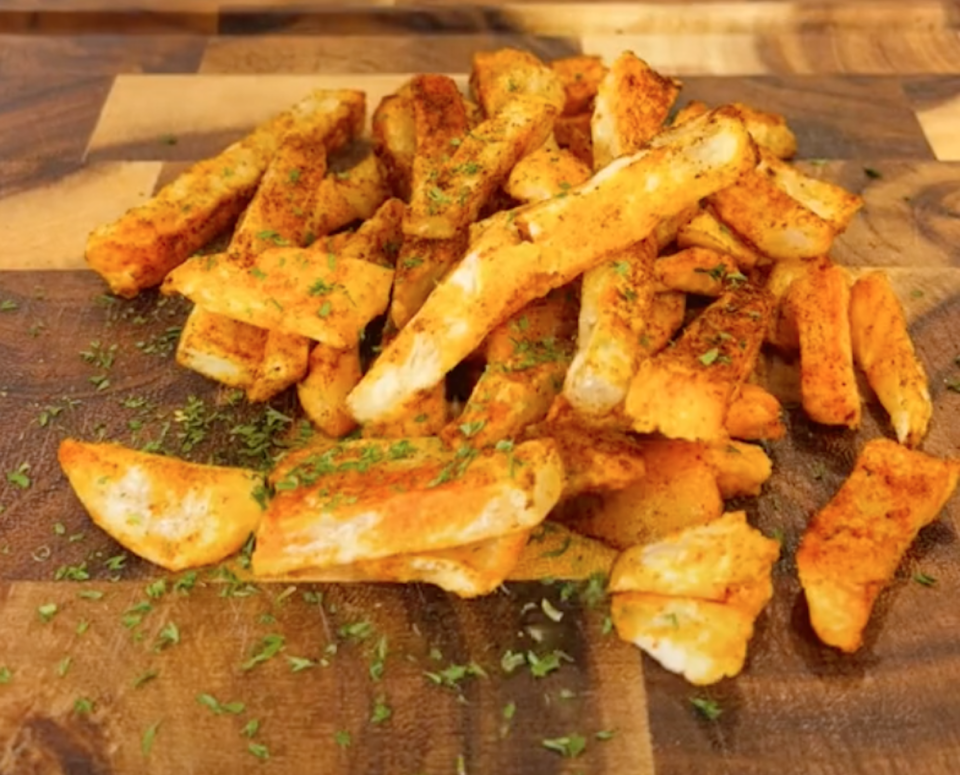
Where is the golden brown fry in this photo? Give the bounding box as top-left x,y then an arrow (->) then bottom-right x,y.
175,305 -> 267,388
563,439 -> 723,549
565,236 -> 657,416
410,74 -> 471,193
554,113 -> 594,168
372,87 -> 416,200
724,383 -> 786,441
676,207 -> 764,270
625,284 -> 772,441
252,438 -> 565,575
442,291 -> 576,449
163,250 -> 393,349
654,247 -> 740,296
764,258 -> 820,351
654,204 -> 700,251
504,135 -> 592,204
640,291 -> 687,356
404,96 -> 557,239
797,439 -> 960,652
672,100 -> 709,126
333,197 -> 406,266
389,232 -> 469,330
309,153 -> 391,238
760,151 -> 862,232
362,382 -> 449,439
297,343 -> 362,438
508,522 -> 617,582
786,262 -> 861,427
550,55 -> 607,116
849,270 -> 932,447
704,440 -> 774,498
58,439 -> 265,572
730,102 -> 798,159
85,89 -> 363,298
591,51 -> 680,168
247,332 -> 310,403
469,48 -> 566,117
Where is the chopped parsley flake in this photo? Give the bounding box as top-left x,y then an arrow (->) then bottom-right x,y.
691,696 -> 722,720
542,734 -> 586,758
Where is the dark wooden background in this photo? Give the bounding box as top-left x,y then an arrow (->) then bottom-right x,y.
1,2 -> 959,773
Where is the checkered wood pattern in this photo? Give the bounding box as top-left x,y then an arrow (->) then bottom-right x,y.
0,4 -> 959,774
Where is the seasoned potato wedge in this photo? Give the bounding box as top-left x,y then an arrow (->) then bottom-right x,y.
252,438 -> 565,575
786,262 -> 861,427
504,135 -> 592,203
554,113 -> 594,167
85,89 -> 362,298
175,306 -> 267,389
611,592 -> 758,686
764,258 -> 820,351
760,151 -> 862,232
797,439 -> 960,652
58,439 -> 265,572
564,236 -> 657,416
361,381 -> 449,439
372,86 -> 416,200
507,522 -> 617,582
389,232 -> 469,330
676,208 -> 764,270
310,153 -> 391,238
730,103 -> 797,159
404,95 -> 557,239
672,100 -> 709,126
654,247 -> 740,297
563,439 -> 723,549
163,250 -> 393,349
469,48 -> 566,117
410,74 -> 471,194
333,197 -> 406,267
297,343 -> 362,438
704,440 -> 774,499
625,284 -> 772,441
550,54 -> 607,116
591,51 -> 680,168
272,531 -> 529,599
724,383 -> 786,441
849,270 -> 932,447
640,291 -> 687,356
654,204 -> 700,251
247,332 -> 311,403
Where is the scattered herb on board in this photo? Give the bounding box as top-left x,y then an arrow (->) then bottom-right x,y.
142,721 -> 161,756
691,697 -> 722,721
542,734 -> 587,758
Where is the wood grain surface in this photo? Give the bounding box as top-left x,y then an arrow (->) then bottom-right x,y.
1,3 -> 960,775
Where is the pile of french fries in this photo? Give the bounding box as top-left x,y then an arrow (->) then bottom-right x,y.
66,49 -> 959,686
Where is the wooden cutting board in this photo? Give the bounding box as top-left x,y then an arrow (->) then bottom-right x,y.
1,3 -> 960,774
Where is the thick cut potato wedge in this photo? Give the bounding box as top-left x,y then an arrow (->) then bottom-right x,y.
85,89 -> 362,298
787,262 -> 861,427
310,153 -> 391,238
372,86 -> 416,200
554,113 -> 593,168
269,532 -> 529,599
361,381 -> 449,439
654,247 -> 740,297
625,284 -> 772,441
654,204 -> 700,251
672,100 -> 709,125
410,74 -> 471,194
764,258 -> 821,351
507,522 -> 617,582
676,208 -> 764,270
176,306 -> 267,389
591,51 -> 680,168
504,135 -> 592,203
563,439 -> 723,549
443,290 -> 577,448
551,55 -> 607,116
58,439 -> 265,572
247,332 -> 310,403
609,511 -> 780,617
849,270 -> 932,447
704,440 -> 774,498
297,343 -> 362,438
252,438 -> 565,575
761,152 -> 862,232
797,439 -> 960,652
404,96 -> 557,239
564,236 -> 657,416
640,291 -> 686,356
164,250 -> 393,349
724,383 -> 786,441
350,109 -> 757,426
611,593 -> 758,686
469,48 -> 566,117
331,197 -> 405,267
676,100 -> 798,160
389,231 -> 469,330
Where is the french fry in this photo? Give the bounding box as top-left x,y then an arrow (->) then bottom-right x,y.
507,522 -> 617,582
175,306 -> 267,389
849,270 -> 932,447
404,96 -> 558,239
625,283 -> 772,441
469,48 -> 566,117
724,383 -> 786,441
640,291 -> 686,356
704,440 -> 774,498
252,438 -> 565,575
309,153 -> 391,238
372,86 -> 416,200
554,113 -> 593,168
331,196 -> 406,266
764,258 -> 819,351
797,439 -> 960,652
441,290 -> 576,449
389,232 -> 470,330
654,204 -> 700,251
504,135 -> 592,203
410,74 -> 471,193
163,249 -> 393,349
58,439 -> 265,572
730,103 -> 798,160
85,89 -> 363,298
591,51 -> 680,168
550,55 -> 607,116
349,108 -> 758,426
563,439 -> 723,549
786,262 -> 861,427
672,100 -> 709,126
759,151 -> 862,232
545,424 -> 647,499
247,333 -> 311,403
654,247 -> 740,296
272,531 -> 529,599
361,382 -> 449,439
564,236 -> 657,416
297,343 -> 362,438
676,207 -> 764,270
